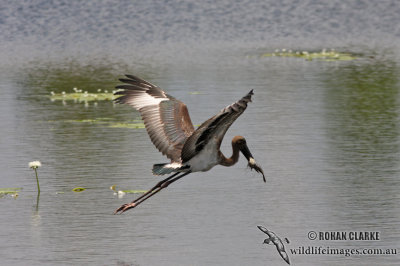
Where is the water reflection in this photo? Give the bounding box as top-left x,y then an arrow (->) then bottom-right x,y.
322,58 -> 400,228
324,58 -> 399,179
4,53 -> 400,266
16,61 -> 156,193
24,59 -> 131,94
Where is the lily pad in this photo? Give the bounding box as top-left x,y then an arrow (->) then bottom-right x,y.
0,188 -> 21,198
0,188 -> 22,194
121,190 -> 148,194
72,187 -> 86,192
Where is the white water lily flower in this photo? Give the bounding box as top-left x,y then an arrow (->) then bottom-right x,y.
117,190 -> 126,198
29,161 -> 41,169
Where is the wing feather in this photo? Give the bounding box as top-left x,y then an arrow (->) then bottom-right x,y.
181,90 -> 253,163
114,75 -> 195,162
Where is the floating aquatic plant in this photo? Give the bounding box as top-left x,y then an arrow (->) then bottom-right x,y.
110,185 -> 126,198
29,161 -> 41,194
0,188 -> 22,194
116,190 -> 126,198
0,188 -> 21,198
110,185 -> 147,198
121,190 -> 148,194
72,187 -> 86,192
262,49 -> 357,61
49,89 -> 118,102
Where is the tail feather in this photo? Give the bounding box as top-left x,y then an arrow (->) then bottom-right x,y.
152,163 -> 190,175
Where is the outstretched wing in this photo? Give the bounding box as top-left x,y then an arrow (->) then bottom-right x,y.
257,225 -> 273,238
277,245 -> 291,265
114,75 -> 195,162
181,90 -> 253,163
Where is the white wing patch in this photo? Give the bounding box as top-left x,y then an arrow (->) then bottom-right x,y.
126,93 -> 168,110
165,162 -> 184,169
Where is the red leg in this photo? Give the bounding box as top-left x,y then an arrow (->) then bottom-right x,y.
114,172 -> 191,214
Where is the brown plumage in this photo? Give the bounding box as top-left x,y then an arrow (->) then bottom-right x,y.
114,75 -> 194,162
114,75 -> 265,214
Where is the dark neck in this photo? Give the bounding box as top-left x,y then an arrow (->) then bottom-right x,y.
219,143 -> 240,166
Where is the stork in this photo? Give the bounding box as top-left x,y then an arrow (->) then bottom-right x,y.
258,226 -> 290,265
114,75 -> 265,214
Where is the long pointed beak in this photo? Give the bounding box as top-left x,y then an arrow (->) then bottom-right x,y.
240,144 -> 266,183
240,143 -> 254,161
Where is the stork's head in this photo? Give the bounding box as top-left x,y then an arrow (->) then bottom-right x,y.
233,136 -> 266,182
263,238 -> 272,244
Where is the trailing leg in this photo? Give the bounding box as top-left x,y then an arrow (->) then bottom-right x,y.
114,171 -> 191,214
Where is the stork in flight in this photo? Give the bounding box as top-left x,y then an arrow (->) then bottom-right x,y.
257,226 -> 290,265
114,75 -> 265,214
